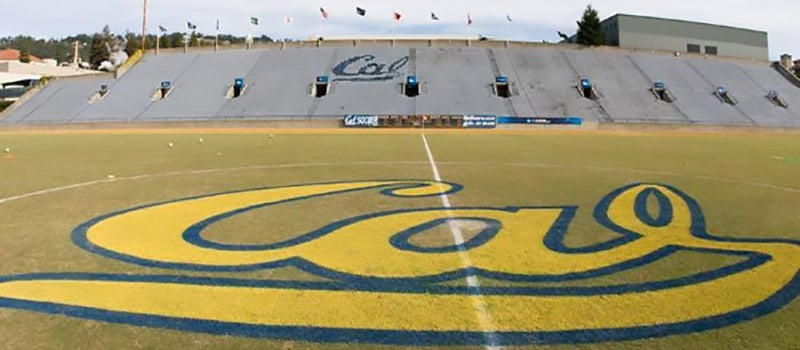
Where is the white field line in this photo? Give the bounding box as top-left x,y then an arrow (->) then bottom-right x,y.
421,134 -> 502,349
1,160 -> 797,206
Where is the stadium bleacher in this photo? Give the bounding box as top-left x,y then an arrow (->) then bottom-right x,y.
3,43 -> 799,127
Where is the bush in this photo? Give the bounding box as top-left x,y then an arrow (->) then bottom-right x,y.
0,100 -> 14,113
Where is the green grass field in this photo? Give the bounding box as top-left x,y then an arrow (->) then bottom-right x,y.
0,129 -> 798,349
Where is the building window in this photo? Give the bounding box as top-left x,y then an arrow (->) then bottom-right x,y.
705,46 -> 718,55
687,44 -> 701,53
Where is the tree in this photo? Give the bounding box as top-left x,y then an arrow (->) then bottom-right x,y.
19,47 -> 31,63
89,34 -> 110,68
125,33 -> 139,56
189,32 -> 199,47
169,32 -> 185,48
159,34 -> 171,49
576,5 -> 605,46
86,25 -> 116,68
102,25 -> 112,38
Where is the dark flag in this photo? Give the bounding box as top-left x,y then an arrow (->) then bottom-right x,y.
187,22 -> 197,30
431,12 -> 440,21
356,7 -> 367,16
158,25 -> 168,33
393,12 -> 402,21
320,7 -> 329,19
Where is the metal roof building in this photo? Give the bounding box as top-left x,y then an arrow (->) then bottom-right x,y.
600,14 -> 769,61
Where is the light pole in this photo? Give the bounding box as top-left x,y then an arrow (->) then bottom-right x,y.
141,0 -> 148,52
71,41 -> 87,67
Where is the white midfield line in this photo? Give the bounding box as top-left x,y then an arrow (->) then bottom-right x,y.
420,133 -> 502,350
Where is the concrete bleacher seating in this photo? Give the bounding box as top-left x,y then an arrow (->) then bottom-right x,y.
216,48 -> 335,119
565,51 -> 690,123
79,53 -> 200,122
414,48 -> 509,116
137,50 -> 262,121
630,55 -> 756,126
496,49 -> 608,120
2,77 -> 111,124
315,48 -> 411,116
686,59 -> 799,127
3,42 -> 800,127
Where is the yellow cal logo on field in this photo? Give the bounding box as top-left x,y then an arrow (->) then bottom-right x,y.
0,180 -> 797,346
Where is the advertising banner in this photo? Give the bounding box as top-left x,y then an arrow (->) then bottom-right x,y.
462,115 -> 497,129
343,115 -> 379,127
497,116 -> 583,125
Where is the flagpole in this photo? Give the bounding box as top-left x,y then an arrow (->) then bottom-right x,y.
320,14 -> 325,42
466,13 -> 472,45
141,0 -> 148,53
247,18 -> 254,50
392,21 -> 397,47
215,19 -> 219,52
506,15 -> 515,42
505,17 -> 510,41
156,32 -> 160,56
316,15 -> 321,42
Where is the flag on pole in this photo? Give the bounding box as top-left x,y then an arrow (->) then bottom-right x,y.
393,12 -> 402,21
320,7 -> 329,19
506,14 -> 513,23
158,25 -> 168,33
284,16 -> 293,24
187,22 -> 197,30
430,12 -> 440,21
216,19 -> 220,31
250,17 -> 259,25
356,7 -> 366,16
467,13 -> 473,26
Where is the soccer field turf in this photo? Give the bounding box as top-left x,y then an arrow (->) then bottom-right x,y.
0,129 -> 797,349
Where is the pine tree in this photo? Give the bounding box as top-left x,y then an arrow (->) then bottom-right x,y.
89,34 -> 110,68
19,47 -> 31,63
576,5 -> 605,46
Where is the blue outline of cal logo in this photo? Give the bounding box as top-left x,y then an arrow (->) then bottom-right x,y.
332,55 -> 409,82
0,180 -> 797,346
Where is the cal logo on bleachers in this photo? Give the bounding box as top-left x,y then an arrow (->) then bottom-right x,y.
332,54 -> 409,82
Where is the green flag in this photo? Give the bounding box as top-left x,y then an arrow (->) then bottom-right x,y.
250,17 -> 259,26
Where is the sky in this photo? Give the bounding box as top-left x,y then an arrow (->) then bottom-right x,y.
1,0 -> 796,59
